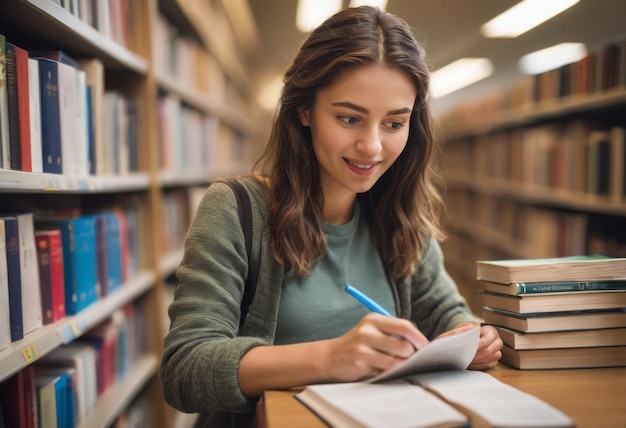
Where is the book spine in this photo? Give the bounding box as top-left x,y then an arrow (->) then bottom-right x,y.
36,232 -> 55,325
14,44 -> 32,172
517,281 -> 626,293
0,219 -> 10,350
0,33 -> 10,168
49,230 -> 66,321
5,43 -> 21,170
4,217 -> 23,341
36,58 -> 63,174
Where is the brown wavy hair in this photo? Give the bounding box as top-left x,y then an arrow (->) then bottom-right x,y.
254,6 -> 446,280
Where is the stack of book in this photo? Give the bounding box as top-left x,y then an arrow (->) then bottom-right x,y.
476,255 -> 626,369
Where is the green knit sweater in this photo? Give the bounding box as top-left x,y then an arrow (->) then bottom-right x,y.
160,176 -> 476,427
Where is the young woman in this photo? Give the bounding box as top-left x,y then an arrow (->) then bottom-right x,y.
161,6 -> 502,427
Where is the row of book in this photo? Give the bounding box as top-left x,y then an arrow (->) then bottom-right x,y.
446,120 -> 626,203
153,11 -> 225,99
0,34 -> 139,176
0,207 -> 140,350
444,36 -> 626,129
476,255 -> 626,369
0,304 -> 146,427
50,0 -> 133,50
157,93 -> 219,172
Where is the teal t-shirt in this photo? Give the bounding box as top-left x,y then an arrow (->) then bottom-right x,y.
274,203 -> 396,345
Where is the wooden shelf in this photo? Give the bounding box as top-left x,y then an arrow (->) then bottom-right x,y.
447,175 -> 626,217
444,89 -> 626,140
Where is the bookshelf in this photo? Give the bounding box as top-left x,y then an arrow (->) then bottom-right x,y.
0,0 -> 259,427
440,39 -> 626,314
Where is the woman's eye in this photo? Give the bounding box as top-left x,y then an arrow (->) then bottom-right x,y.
385,121 -> 404,130
338,116 -> 359,125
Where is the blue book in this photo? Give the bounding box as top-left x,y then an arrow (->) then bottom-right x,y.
1,216 -> 22,342
40,216 -> 98,314
104,213 -> 123,294
34,367 -> 77,428
32,57 -> 63,174
96,213 -> 122,296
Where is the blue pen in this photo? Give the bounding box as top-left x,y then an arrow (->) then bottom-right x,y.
345,285 -> 392,316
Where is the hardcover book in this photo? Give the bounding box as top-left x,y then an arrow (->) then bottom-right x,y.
5,42 -> 21,171
495,326 -> 626,350
482,307 -> 626,333
27,58 -> 43,173
35,229 -> 66,324
1,216 -> 22,342
38,215 -> 99,315
15,213 -> 43,335
0,219 -> 10,350
0,33 -> 10,168
481,290 -> 626,314
13,43 -> 32,172
476,255 -> 626,284
33,57 -> 62,174
480,279 -> 626,296
501,344 -> 626,370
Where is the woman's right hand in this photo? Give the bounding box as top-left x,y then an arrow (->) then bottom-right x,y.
319,313 -> 430,382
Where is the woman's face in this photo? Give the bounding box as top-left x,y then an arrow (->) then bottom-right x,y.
299,63 -> 416,205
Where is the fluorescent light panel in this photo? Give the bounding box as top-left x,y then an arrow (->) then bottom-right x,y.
481,0 -> 580,38
296,0 -> 342,33
430,58 -> 494,99
519,43 -> 587,75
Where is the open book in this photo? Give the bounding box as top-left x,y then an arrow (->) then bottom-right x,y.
295,327 -> 573,427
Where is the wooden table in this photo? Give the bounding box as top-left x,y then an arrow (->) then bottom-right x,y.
259,364 -> 626,427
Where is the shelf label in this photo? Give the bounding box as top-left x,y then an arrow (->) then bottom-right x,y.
22,345 -> 40,363
60,324 -> 75,343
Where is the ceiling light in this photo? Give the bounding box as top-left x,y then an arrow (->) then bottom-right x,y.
481,0 -> 580,38
519,43 -> 587,75
349,0 -> 388,10
296,0 -> 342,33
430,58 -> 494,99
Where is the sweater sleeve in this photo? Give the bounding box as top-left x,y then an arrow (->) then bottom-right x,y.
160,183 -> 269,414
409,238 -> 478,339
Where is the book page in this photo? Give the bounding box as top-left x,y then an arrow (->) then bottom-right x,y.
368,327 -> 479,383
408,370 -> 573,427
295,380 -> 468,428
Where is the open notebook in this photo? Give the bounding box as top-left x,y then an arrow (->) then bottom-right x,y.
295,328 -> 573,427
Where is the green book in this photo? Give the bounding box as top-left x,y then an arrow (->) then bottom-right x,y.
481,280 -> 626,295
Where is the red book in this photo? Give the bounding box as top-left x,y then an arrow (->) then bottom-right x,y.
0,365 -> 36,428
35,229 -> 66,324
13,43 -> 32,171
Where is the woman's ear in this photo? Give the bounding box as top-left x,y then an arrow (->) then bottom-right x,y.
298,109 -> 311,126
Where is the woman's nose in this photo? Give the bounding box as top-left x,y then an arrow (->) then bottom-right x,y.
355,126 -> 382,156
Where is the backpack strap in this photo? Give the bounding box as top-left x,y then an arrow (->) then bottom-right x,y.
223,180 -> 258,330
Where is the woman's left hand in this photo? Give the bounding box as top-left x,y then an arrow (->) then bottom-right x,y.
440,322 -> 503,370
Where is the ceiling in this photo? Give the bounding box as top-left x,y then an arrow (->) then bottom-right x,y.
246,0 -> 626,114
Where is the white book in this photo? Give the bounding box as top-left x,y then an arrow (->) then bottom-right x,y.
35,376 -> 59,428
39,342 -> 98,423
28,58 -> 43,173
0,219 -> 10,350
16,213 -> 43,335
57,60 -> 79,176
75,69 -> 89,176
76,58 -> 104,176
